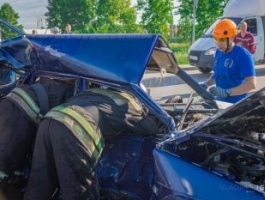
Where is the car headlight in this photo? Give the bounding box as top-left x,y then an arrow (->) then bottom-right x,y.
204,47 -> 217,56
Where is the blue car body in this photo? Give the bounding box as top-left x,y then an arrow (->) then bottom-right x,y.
1,19 -> 265,200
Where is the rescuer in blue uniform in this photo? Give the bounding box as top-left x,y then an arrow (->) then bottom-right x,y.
201,19 -> 256,103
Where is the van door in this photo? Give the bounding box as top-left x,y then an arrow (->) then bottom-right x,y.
244,17 -> 264,62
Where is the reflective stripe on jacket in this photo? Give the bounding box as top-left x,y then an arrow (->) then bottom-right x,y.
4,87 -> 42,125
45,105 -> 104,164
89,88 -> 143,112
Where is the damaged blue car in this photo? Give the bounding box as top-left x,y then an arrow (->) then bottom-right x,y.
0,19 -> 265,200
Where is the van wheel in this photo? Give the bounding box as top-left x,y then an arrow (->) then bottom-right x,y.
198,67 -> 212,74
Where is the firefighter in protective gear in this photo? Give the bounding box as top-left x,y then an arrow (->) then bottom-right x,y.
24,87 -> 159,200
0,77 -> 75,198
202,18 -> 256,103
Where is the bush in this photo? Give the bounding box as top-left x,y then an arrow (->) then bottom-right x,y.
168,42 -> 189,65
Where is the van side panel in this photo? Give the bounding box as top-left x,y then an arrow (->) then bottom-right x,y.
245,16 -> 264,62
261,16 -> 265,60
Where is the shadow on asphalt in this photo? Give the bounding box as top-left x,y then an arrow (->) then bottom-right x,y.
179,65 -> 197,71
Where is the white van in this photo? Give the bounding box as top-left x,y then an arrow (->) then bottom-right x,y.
188,0 -> 265,74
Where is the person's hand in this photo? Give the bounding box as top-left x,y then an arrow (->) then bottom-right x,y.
209,86 -> 230,98
199,82 -> 208,90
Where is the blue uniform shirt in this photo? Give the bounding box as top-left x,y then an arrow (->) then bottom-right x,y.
213,45 -> 255,103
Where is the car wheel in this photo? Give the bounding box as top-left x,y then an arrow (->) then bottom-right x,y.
198,67 -> 212,74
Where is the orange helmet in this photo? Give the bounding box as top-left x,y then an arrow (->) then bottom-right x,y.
212,19 -> 237,38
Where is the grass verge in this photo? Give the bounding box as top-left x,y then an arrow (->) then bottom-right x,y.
169,42 -> 190,65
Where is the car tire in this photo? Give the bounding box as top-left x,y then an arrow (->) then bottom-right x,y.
198,67 -> 212,74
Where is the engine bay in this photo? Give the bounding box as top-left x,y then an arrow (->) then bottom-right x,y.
161,88 -> 265,195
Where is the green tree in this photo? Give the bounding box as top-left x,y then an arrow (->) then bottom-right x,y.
0,3 -> 23,30
137,0 -> 173,39
45,0 -> 96,33
95,0 -> 141,33
176,0 -> 229,43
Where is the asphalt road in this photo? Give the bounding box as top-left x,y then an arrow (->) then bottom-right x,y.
180,63 -> 265,92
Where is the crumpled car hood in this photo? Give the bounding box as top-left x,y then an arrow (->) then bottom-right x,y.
178,87 -> 265,141
155,87 -> 265,200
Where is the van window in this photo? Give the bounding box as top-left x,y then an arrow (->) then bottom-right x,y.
244,18 -> 257,35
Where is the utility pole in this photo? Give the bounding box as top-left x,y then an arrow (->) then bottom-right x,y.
192,0 -> 198,44
170,6 -> 179,39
